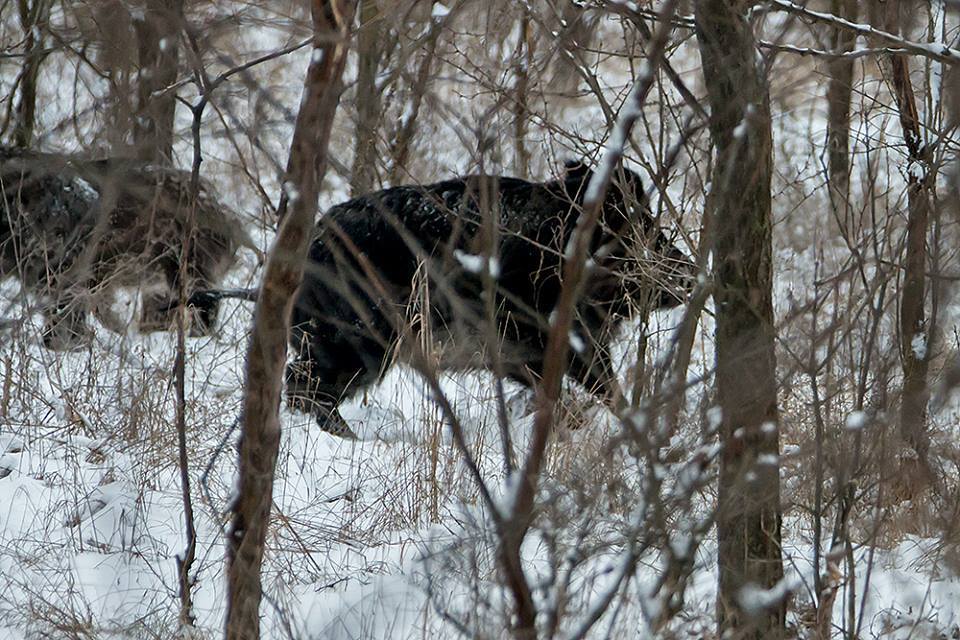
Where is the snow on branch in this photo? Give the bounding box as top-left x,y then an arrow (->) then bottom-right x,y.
759,41 -> 910,60
769,0 -> 960,65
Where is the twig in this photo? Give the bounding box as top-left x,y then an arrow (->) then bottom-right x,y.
767,0 -> 960,65
501,1 -> 681,636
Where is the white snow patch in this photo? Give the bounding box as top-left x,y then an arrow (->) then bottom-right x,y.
282,180 -> 300,203
453,250 -> 500,278
911,332 -> 927,360
844,411 -> 868,431
757,453 -> 779,466
568,331 -> 586,354
738,575 -> 800,616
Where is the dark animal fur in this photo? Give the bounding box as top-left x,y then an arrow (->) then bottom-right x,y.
0,146 -> 256,349
287,161 -> 694,437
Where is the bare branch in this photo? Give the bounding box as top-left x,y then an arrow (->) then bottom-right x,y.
768,0 -> 960,65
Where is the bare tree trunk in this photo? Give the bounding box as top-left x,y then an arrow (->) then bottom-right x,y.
512,10 -> 533,179
132,0 -> 182,162
387,8 -> 445,184
12,0 -> 50,148
173,235 -> 197,631
694,2 -> 784,638
224,2 -> 356,638
499,3 -> 680,636
890,57 -> 933,467
868,2 -> 934,476
825,0 -> 857,234
816,4 -> 856,628
350,0 -> 383,194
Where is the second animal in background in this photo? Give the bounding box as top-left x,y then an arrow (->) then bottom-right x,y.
0,147 -> 260,350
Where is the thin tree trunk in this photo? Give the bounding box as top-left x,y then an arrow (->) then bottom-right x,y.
891,56 -> 933,465
12,0 -> 50,148
694,2 -> 784,638
817,3 -> 856,631
387,8 -> 445,184
876,3 -> 934,474
224,2 -> 355,638
500,3 -> 680,635
132,0 -> 182,163
173,235 -> 197,631
512,10 -> 533,179
350,0 -> 383,195
825,0 -> 857,235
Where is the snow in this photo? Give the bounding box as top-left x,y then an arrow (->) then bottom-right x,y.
453,249 -> 500,278
845,411 -> 868,431
911,332 -> 927,361
71,176 -> 99,201
756,453 -> 779,466
738,574 -> 800,616
568,330 -> 586,354
733,118 -> 749,140
282,180 -> 300,204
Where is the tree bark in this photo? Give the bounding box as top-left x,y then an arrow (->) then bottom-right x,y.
694,2 -> 784,638
132,0 -> 182,162
349,0 -> 383,194
869,2 -> 934,474
512,10 -> 533,179
890,57 -> 933,466
224,2 -> 356,638
387,8 -> 445,184
12,0 -> 50,148
825,0 -> 857,234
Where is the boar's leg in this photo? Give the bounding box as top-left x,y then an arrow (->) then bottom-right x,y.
567,335 -> 624,410
42,296 -> 91,350
286,306 -> 395,438
187,290 -> 220,337
146,254 -> 223,337
140,291 -> 175,332
184,230 -> 240,336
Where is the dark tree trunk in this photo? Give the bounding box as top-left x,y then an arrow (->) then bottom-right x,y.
132,0 -> 182,163
387,8 -> 445,184
12,0 -> 50,148
350,0 -> 384,195
890,55 -> 933,467
694,1 -> 784,638
825,0 -> 857,234
869,2 -> 934,479
512,10 -> 533,179
224,2 -> 356,638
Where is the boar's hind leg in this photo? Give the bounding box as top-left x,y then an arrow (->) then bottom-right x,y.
568,337 -> 624,411
184,260 -> 222,337
42,298 -> 91,351
150,255 -> 222,337
140,291 -> 175,333
186,288 -> 220,337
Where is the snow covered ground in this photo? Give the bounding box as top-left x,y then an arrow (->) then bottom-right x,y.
2,269 -> 958,638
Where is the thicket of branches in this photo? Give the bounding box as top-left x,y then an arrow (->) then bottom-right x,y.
1,0 -> 959,638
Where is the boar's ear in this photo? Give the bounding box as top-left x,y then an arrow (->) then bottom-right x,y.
607,165 -> 652,233
614,165 -> 644,197
562,158 -> 592,185
615,166 -> 650,213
